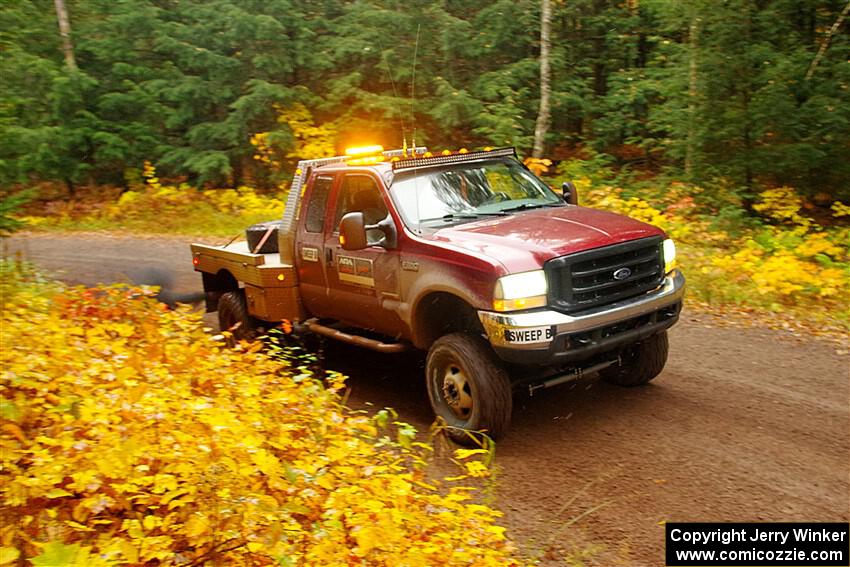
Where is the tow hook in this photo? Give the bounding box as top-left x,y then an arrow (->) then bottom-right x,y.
528,357 -> 620,396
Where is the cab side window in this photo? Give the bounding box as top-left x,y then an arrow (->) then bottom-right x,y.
305,175 -> 334,233
334,175 -> 388,226
334,175 -> 388,242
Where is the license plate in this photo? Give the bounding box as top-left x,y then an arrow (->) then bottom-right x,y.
504,326 -> 554,344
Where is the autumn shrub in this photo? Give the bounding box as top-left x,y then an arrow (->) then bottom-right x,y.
98,184 -> 286,236
18,162 -> 286,237
558,165 -> 850,324
0,264 -> 519,566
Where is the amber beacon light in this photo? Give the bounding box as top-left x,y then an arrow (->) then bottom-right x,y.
344,145 -> 384,157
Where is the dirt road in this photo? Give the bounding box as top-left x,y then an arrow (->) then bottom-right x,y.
5,233 -> 849,565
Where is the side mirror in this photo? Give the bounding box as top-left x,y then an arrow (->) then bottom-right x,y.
372,216 -> 398,249
339,212 -> 368,250
562,181 -> 578,205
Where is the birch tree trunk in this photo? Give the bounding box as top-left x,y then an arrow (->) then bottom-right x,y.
684,14 -> 700,178
532,0 -> 552,158
54,0 -> 77,71
805,0 -> 850,81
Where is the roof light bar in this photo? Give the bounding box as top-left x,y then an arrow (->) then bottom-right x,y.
347,155 -> 385,166
345,144 -> 384,157
383,146 -> 427,158
391,147 -> 517,171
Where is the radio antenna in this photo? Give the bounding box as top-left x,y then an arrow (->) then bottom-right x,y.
410,24 -> 421,156
409,23 -> 423,232
376,36 -> 408,153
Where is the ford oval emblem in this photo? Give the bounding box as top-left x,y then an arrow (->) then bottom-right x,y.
613,267 -> 632,280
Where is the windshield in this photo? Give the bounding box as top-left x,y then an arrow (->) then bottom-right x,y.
389,158 -> 562,227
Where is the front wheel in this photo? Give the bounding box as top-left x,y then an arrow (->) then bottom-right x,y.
426,333 -> 513,445
600,331 -> 669,387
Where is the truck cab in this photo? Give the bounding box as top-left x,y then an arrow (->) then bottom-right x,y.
191,147 -> 685,443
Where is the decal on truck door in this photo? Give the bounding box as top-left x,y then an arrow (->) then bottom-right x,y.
301,246 -> 319,262
337,255 -> 375,287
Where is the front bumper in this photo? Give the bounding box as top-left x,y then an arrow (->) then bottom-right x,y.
478,269 -> 685,366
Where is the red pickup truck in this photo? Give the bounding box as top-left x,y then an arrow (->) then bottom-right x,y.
191,147 -> 685,442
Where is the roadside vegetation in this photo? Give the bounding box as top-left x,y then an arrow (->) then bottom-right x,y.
15,162 -> 285,238
0,261 -> 520,566
13,156 -> 850,330
551,159 -> 850,329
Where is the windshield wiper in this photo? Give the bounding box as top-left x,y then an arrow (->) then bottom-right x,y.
420,212 -> 507,223
499,202 -> 563,213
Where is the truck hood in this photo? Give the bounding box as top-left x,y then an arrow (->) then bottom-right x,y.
427,206 -> 665,273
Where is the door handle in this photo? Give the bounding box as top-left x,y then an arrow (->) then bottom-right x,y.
325,248 -> 333,267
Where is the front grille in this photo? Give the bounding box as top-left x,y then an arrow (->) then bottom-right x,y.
545,236 -> 665,313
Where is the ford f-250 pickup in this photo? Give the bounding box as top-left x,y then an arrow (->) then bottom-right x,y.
190,146 -> 685,442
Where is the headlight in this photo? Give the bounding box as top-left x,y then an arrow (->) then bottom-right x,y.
663,238 -> 676,273
493,270 -> 548,311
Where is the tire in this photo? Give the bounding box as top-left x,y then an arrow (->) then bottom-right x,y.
600,331 -> 669,387
426,333 -> 513,445
217,290 -> 259,344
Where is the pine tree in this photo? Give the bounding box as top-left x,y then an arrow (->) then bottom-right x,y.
0,0 -> 846,198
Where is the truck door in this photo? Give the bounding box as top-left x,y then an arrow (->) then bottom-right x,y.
323,173 -> 405,335
295,174 -> 335,318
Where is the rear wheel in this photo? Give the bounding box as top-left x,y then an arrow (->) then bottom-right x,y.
426,333 -> 513,445
600,331 -> 668,386
218,290 -> 259,344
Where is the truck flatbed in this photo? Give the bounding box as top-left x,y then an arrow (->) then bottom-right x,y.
190,241 -> 300,321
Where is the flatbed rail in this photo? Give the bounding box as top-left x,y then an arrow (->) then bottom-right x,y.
190,242 -> 266,266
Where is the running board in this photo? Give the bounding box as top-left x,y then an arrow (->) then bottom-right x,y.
304,319 -> 410,354
527,358 -> 618,396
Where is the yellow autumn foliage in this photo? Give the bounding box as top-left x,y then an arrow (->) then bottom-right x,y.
751,186 -> 811,230
0,264 -> 520,566
111,164 -> 286,223
113,184 -> 285,221
18,162 -> 288,237
522,158 -> 552,177
572,176 -> 850,322
251,103 -> 338,166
